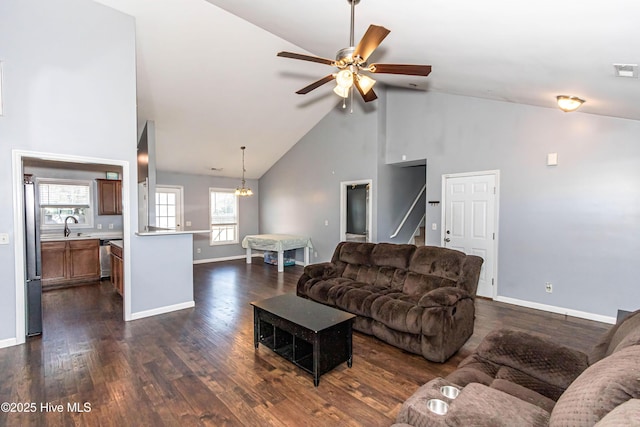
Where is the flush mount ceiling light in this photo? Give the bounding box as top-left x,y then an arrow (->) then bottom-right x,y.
235,146 -> 253,197
277,0 -> 431,108
556,95 -> 585,113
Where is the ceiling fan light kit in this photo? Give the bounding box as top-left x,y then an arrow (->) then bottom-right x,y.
556,95 -> 585,112
277,0 -> 431,104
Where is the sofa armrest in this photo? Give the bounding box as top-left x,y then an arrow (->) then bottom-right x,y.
473,329 -> 589,390
418,287 -> 471,308
303,262 -> 337,279
396,378 -> 549,427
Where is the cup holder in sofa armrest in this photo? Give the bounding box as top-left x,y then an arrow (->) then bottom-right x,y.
427,399 -> 449,415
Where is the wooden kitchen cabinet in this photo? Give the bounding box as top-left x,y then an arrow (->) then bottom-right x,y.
97,179 -> 122,215
41,239 -> 100,288
110,243 -> 123,296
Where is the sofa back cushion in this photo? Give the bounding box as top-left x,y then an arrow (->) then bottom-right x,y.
409,246 -> 466,280
589,309 -> 640,364
335,241 -> 376,265
371,243 -> 416,269
549,345 -> 640,427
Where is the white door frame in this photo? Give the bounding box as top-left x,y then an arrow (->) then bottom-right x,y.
12,149 -> 133,346
441,170 -> 500,299
340,179 -> 373,242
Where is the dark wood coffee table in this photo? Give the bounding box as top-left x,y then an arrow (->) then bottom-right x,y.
251,294 -> 356,386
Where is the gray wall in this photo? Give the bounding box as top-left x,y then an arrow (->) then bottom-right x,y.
156,170 -> 259,261
260,88 -> 426,262
386,89 -> 640,318
260,98 -> 379,262
0,0 -> 193,343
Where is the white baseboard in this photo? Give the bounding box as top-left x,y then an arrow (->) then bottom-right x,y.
193,254 -> 263,265
494,296 -> 617,324
0,337 -> 18,349
130,301 -> 195,320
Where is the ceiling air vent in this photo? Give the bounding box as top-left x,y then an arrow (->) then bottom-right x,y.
613,64 -> 638,78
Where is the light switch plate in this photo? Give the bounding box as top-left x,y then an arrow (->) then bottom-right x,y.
547,152 -> 558,166
0,233 -> 9,245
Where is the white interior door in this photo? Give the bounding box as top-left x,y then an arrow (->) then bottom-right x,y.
155,186 -> 183,230
442,171 -> 499,298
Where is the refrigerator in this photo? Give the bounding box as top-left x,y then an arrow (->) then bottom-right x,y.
24,175 -> 43,336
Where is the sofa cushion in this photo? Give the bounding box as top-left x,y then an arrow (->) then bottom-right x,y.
337,241 -> 375,265
473,329 -> 589,392
594,399 -> 640,426
370,243 -> 415,269
335,284 -> 390,317
495,365 -> 566,401
549,345 -> 640,427
490,378 -> 556,413
403,272 -> 457,296
370,293 -> 423,334
447,383 -> 550,427
409,246 -> 465,280
589,309 -> 640,364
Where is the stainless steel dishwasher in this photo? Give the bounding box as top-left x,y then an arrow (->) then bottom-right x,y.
99,239 -> 114,278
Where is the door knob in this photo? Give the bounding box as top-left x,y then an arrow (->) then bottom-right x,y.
444,237 -> 451,243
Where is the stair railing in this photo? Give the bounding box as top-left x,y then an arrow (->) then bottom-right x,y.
390,184 -> 426,239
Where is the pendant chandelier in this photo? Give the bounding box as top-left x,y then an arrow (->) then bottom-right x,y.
235,146 -> 253,197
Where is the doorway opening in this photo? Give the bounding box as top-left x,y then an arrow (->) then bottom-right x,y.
12,150 -> 132,345
441,170 -> 499,299
340,179 -> 372,242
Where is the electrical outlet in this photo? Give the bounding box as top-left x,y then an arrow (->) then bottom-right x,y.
545,282 -> 553,293
196,248 -> 201,254
432,223 -> 437,230
97,224 -> 102,230
108,224 -> 114,229
186,221 -> 192,227
0,233 -> 9,245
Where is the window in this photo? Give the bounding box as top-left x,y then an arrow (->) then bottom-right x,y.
155,186 -> 183,230
38,179 -> 93,228
210,188 -> 238,245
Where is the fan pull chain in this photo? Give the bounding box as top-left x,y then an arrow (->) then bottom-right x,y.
342,98 -> 347,109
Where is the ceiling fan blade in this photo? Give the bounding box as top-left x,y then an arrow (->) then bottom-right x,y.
354,79 -> 378,102
353,25 -> 390,62
296,74 -> 336,94
369,63 -> 432,76
277,51 -> 334,66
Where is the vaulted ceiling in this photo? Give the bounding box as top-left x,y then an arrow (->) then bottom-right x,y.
95,0 -> 640,179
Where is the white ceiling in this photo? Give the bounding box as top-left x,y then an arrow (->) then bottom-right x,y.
95,0 -> 640,179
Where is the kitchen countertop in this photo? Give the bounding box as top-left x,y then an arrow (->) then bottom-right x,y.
109,240 -> 123,249
40,231 -> 124,242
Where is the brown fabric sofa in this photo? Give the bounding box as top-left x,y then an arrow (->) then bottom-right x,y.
394,309 -> 640,426
296,241 -> 484,362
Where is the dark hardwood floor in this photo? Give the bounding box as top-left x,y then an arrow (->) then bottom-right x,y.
0,260 -> 610,426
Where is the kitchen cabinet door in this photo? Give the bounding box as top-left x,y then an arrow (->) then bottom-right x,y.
97,179 -> 122,215
68,239 -> 100,281
41,241 -> 68,286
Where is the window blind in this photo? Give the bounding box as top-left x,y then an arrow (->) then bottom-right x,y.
39,182 -> 90,207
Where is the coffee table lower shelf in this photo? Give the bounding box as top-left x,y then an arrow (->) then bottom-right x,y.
252,296 -> 355,387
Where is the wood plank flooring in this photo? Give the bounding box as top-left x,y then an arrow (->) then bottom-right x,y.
0,260 -> 610,426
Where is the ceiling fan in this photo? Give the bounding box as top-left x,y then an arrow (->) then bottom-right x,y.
277,0 -> 432,103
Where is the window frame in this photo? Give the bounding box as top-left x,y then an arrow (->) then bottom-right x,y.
37,178 -> 94,230
209,187 -> 239,246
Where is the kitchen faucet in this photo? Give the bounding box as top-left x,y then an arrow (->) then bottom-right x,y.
64,216 -> 78,237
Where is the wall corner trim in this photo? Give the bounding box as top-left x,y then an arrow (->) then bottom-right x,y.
130,301 -> 195,321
